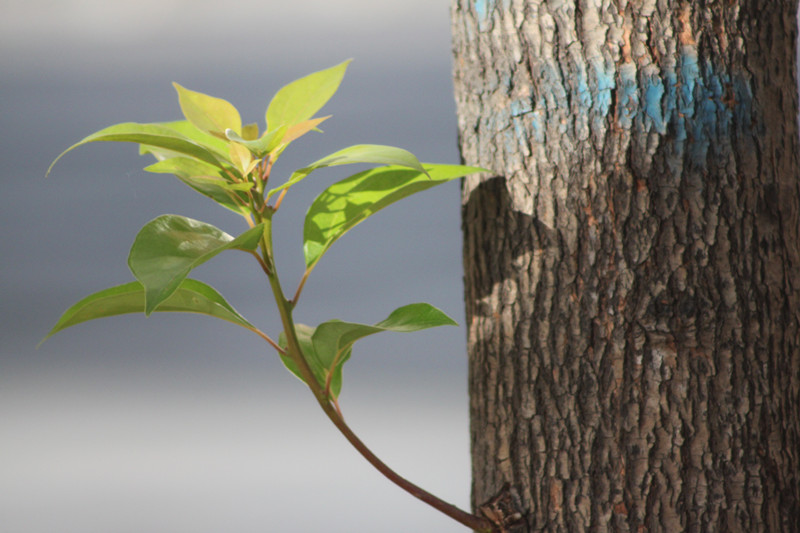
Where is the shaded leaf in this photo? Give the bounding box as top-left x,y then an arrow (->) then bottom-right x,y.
128,215 -> 264,315
144,158 -> 250,214
41,279 -> 254,344
267,144 -> 428,200
277,324 -> 327,389
48,122 -> 225,175
145,156 -> 223,178
226,126 -> 287,158
174,175 -> 253,191
312,303 -> 458,398
173,83 -> 242,137
303,163 -> 487,270
266,60 -> 350,130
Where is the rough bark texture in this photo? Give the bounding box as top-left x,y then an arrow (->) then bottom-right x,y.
452,1 -> 800,531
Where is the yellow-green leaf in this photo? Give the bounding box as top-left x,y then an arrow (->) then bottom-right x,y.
47,122 -> 224,176
173,83 -> 242,137
229,142 -> 255,175
242,122 -> 259,140
266,60 -> 350,130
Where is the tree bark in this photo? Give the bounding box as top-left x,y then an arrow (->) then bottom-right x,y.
452,1 -> 800,531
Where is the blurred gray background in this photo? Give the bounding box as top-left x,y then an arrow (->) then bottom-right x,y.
1,1 -> 472,532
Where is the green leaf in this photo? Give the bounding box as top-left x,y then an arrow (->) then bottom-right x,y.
277,324 -> 327,389
128,215 -> 264,315
145,155 -> 223,178
173,175 -> 253,192
225,126 -> 287,158
40,279 -> 255,344
303,163 -> 487,270
141,120 -> 231,160
275,303 -> 456,398
48,122 -> 224,175
266,60 -> 350,130
144,158 -> 250,214
173,83 -> 242,138
267,144 -> 429,200
311,303 -> 458,398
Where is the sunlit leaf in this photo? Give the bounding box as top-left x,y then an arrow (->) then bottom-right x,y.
267,144 -> 428,200
242,122 -> 259,140
40,279 -> 255,344
145,120 -> 231,159
229,142 -> 256,175
174,83 -> 242,138
303,163 -> 487,270
128,215 -> 264,315
283,116 -> 329,144
47,122 -> 224,175
266,60 -> 350,130
266,116 -> 331,163
311,303 -> 458,398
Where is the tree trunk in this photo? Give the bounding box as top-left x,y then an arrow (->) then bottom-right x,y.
451,1 -> 800,531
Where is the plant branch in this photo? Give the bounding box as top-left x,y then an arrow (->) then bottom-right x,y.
319,396 -> 492,532
291,268 -> 311,304
248,250 -> 271,277
273,188 -> 288,210
249,327 -> 284,354
266,264 -> 493,533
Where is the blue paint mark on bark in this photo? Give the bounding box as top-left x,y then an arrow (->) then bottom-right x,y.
508,40 -> 751,173
678,47 -> 700,117
574,68 -> 593,109
643,74 -> 666,133
474,0 -> 492,31
617,63 -> 639,129
589,59 -> 615,140
590,60 -> 615,116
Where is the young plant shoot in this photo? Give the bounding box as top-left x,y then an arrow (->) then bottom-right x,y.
44,61 -> 496,532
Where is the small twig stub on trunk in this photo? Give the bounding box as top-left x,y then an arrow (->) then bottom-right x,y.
478,483 -> 525,532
